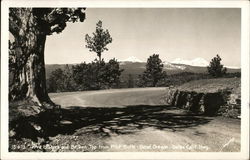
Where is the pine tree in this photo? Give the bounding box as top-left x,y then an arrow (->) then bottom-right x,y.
207,54 -> 227,77
85,20 -> 112,62
139,54 -> 167,87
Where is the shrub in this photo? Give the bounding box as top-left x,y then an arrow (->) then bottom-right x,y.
47,65 -> 76,93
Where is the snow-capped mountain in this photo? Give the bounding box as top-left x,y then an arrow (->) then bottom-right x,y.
163,61 -> 186,70
171,58 -> 209,67
119,56 -> 143,63
117,56 -> 239,74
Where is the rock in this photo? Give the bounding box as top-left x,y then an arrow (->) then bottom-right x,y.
30,123 -> 42,131
115,112 -> 124,115
102,128 -> 111,133
60,120 -> 72,125
199,105 -> 205,114
165,89 -> 178,105
202,93 -> 224,116
127,123 -> 139,127
9,129 -> 16,137
188,92 -> 204,112
119,118 -> 131,121
166,88 -> 227,116
228,94 -> 241,105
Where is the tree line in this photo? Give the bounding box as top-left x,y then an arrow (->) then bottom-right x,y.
46,52 -> 237,93
47,59 -> 123,92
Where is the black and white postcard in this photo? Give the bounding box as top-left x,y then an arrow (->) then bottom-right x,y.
1,0 -> 249,159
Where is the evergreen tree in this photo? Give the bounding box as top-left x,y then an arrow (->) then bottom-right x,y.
139,54 -> 167,87
207,54 -> 227,77
128,74 -> 134,88
85,20 -> 112,62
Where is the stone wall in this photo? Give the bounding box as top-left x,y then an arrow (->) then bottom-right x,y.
165,87 -> 240,117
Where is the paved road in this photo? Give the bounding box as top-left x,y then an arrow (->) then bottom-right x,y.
49,88 -> 240,152
50,87 -> 168,108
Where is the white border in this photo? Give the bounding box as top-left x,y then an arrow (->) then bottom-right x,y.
1,1 -> 249,160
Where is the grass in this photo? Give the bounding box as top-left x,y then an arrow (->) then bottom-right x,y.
176,77 -> 241,118
177,77 -> 240,93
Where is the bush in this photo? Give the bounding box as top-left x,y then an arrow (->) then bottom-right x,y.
46,65 -> 76,93
47,68 -> 65,92
72,61 -> 100,90
72,59 -> 123,91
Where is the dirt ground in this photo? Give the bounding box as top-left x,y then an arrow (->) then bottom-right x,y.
45,88 -> 241,152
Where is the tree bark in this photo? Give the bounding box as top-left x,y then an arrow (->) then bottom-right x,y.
97,52 -> 102,62
9,9 -> 57,109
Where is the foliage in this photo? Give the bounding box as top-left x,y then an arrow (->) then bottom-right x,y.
85,21 -> 112,61
103,58 -> 124,88
127,74 -> 135,88
9,8 -> 86,70
9,8 -> 86,36
9,8 -> 86,68
71,59 -> 123,91
138,54 -> 167,87
46,67 -> 240,92
47,68 -> 64,92
207,54 -> 227,77
9,8 -> 85,69
72,60 -> 101,90
47,66 -> 76,93
165,72 -> 211,86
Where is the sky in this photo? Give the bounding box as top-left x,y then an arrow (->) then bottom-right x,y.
44,8 -> 241,67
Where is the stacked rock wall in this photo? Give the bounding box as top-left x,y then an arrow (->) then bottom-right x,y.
165,88 -> 230,116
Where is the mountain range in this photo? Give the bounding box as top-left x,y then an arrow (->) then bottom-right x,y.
119,56 -> 143,63
118,56 -> 210,66
171,58 -> 209,67
45,56 -> 240,79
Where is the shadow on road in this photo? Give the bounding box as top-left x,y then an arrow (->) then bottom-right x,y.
11,105 -> 212,141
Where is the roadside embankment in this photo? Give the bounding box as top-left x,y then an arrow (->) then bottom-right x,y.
165,78 -> 241,118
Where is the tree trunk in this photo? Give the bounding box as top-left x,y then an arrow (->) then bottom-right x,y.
152,78 -> 157,87
9,9 -> 57,109
97,52 -> 102,62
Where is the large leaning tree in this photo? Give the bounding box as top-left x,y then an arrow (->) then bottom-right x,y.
9,8 -> 86,108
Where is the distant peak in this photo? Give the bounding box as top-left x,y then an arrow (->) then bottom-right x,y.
171,57 -> 209,67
